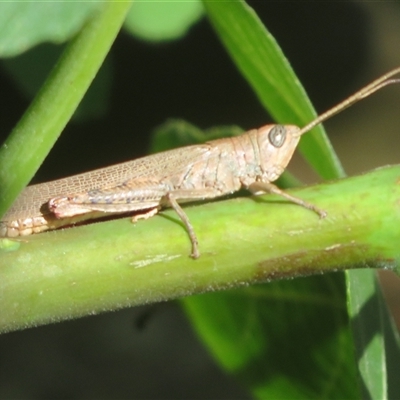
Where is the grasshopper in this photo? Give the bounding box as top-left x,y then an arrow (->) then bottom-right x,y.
1,67 -> 400,258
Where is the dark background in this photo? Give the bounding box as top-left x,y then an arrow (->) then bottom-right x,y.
1,2 -> 400,398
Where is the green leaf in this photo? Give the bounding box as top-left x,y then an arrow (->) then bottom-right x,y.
347,269 -> 400,398
203,0 -> 344,180
182,277 -> 358,399
124,0 -> 204,42
0,2 -> 103,57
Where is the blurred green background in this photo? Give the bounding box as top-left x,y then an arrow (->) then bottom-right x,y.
0,2 -> 399,398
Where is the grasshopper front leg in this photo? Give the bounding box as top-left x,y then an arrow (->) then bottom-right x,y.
248,181 -> 327,219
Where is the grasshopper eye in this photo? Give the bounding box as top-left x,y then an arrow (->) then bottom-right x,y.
269,125 -> 286,148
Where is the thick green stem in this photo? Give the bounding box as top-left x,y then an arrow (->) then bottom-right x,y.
1,165 -> 399,333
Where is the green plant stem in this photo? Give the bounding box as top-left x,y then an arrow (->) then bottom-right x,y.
0,2 -> 132,219
1,165 -> 399,333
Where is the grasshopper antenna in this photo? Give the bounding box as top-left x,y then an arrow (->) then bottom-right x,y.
296,66 -> 400,137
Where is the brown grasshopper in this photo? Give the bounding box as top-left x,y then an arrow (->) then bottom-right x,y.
1,67 -> 400,258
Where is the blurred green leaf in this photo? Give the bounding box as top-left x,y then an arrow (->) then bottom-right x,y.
0,2 -> 103,57
124,0 -> 204,42
347,269 -> 400,398
183,276 -> 358,399
150,119 -> 243,152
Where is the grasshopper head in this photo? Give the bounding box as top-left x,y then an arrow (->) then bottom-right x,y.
257,124 -> 301,182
